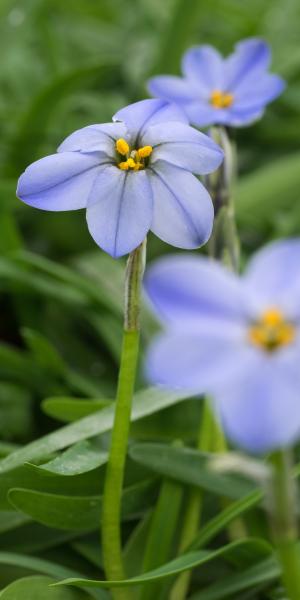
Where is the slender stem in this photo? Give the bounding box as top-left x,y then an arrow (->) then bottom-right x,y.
269,450 -> 300,600
207,126 -> 240,272
172,128 -> 241,600
101,240 -> 146,600
170,400 -> 214,600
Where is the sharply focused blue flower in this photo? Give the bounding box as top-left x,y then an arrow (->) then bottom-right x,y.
148,39 -> 285,127
145,239 -> 300,453
17,99 -> 223,258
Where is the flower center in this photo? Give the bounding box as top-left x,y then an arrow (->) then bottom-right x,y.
115,138 -> 153,171
210,90 -> 234,109
248,308 -> 295,352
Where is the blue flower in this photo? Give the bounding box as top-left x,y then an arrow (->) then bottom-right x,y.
145,240 -> 300,453
17,99 -> 223,258
148,39 -> 285,127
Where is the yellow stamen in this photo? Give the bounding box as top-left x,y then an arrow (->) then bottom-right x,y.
116,138 -> 129,156
118,160 -> 130,170
210,89 -> 234,109
126,158 -> 136,169
137,145 -> 153,159
249,308 -> 295,352
117,158 -> 144,171
117,143 -> 152,171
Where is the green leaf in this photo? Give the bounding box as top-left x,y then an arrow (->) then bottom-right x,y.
0,383 -> 33,440
22,328 -> 66,375
0,522 -> 77,554
0,463 -> 105,510
129,443 -> 255,499
0,213 -> 22,254
123,514 -> 152,577
5,62 -> 124,174
188,556 -> 280,600
0,388 -> 191,474
42,398 -> 112,423
8,478 -> 158,530
140,478 -> 183,600
0,576 -> 90,599
236,153 -> 300,232
0,551 -> 85,580
150,0 -> 206,75
0,512 -> 30,534
190,489 -> 262,550
0,553 -> 107,600
16,250 -> 123,316
53,539 -> 272,588
32,440 -> 108,476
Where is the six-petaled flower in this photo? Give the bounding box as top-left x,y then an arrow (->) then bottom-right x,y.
148,38 -> 285,127
17,99 -> 223,258
145,240 -> 300,453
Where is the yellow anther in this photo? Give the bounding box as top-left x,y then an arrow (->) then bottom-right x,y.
126,158 -> 136,169
116,138 -> 130,156
118,160 -> 130,170
210,89 -> 234,109
118,158 -> 144,171
248,308 -> 295,352
262,308 -> 283,326
117,144 -> 152,171
137,145 -> 153,159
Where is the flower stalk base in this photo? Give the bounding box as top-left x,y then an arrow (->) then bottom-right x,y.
269,450 -> 300,600
101,240 -> 146,600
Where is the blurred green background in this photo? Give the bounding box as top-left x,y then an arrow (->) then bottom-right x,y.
0,0 -> 300,445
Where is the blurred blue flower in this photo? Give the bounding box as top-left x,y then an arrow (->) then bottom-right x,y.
17,99 -> 223,258
148,39 -> 285,127
145,239 -> 300,453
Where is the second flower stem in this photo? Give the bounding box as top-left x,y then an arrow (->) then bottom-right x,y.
172,127 -> 239,600
270,450 -> 300,600
101,240 -> 146,600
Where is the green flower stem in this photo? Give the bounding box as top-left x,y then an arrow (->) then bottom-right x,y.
101,240 -> 146,600
172,128 -> 242,600
208,126 -> 240,272
269,450 -> 300,600
170,400 -> 215,600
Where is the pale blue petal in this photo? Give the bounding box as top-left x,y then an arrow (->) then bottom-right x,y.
113,99 -> 187,140
17,152 -> 103,211
216,106 -> 264,126
185,101 -> 264,127
145,254 -> 247,326
182,45 -> 223,92
86,167 -> 152,258
147,76 -> 196,102
146,325 -> 252,393
149,162 -> 213,249
146,122 -> 223,175
216,350 -> 300,453
224,38 -> 271,91
233,74 -> 285,109
58,123 -> 128,154
182,101 -> 222,127
243,238 -> 300,317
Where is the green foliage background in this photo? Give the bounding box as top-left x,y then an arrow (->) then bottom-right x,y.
0,0 -> 299,598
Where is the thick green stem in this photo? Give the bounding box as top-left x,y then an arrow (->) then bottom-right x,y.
269,450 -> 300,600
101,241 -> 146,600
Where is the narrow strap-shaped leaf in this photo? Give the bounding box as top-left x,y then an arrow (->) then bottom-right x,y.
188,555 -> 280,600
8,478 -> 158,530
52,539 -> 272,589
129,443 -> 255,499
140,478 -> 183,600
0,388 -> 191,474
